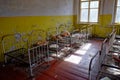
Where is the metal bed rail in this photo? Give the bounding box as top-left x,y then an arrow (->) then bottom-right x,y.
73,24 -> 93,45
70,25 -> 87,48
89,51 -> 101,80
86,24 -> 93,40
46,28 -> 59,58
57,24 -> 71,47
28,43 -> 49,76
89,38 -> 108,80
80,26 -> 88,43
47,24 -> 72,59
27,29 -> 49,76
96,29 -> 120,80
2,33 -> 27,64
99,38 -> 108,65
108,29 -> 116,51
70,28 -> 82,47
80,24 -> 93,42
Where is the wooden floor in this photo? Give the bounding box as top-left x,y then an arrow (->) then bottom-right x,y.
0,39 -> 102,80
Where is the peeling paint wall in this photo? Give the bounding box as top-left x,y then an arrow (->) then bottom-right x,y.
0,0 -> 74,61
0,0 -> 120,61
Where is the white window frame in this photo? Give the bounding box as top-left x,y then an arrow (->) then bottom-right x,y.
78,0 -> 100,24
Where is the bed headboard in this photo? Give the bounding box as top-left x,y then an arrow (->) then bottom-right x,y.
28,29 -> 45,48
2,33 -> 26,53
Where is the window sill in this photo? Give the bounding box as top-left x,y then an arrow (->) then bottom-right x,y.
78,22 -> 99,25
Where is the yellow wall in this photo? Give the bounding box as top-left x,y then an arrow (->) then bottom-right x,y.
74,14 -> 113,38
0,15 -> 74,34
0,15 -> 74,61
76,14 -> 120,38
94,14 -> 120,37
94,14 -> 113,37
0,14 -> 120,61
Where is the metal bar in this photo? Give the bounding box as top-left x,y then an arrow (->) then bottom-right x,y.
28,49 -> 33,77
35,47 -> 38,64
32,48 -> 35,65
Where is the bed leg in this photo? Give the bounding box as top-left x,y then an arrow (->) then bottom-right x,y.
30,68 -> 34,77
4,55 -> 7,64
28,48 -> 34,77
28,71 -> 35,80
2,55 -> 7,67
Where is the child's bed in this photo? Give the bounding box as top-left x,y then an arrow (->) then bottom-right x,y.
47,24 -> 72,58
89,51 -> 100,80
2,29 -> 49,77
89,37 -> 109,80
89,29 -> 120,80
97,29 -> 120,80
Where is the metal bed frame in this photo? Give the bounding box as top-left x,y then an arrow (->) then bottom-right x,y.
89,29 -> 120,80
97,29 -> 120,80
81,26 -> 88,43
86,24 -> 93,40
47,28 -> 61,58
108,29 -> 117,51
47,24 -> 72,59
89,37 -> 111,80
2,30 -> 49,77
71,28 -> 83,48
27,29 -> 49,76
57,24 -> 71,48
80,25 -> 93,43
89,51 -> 100,80
70,24 -> 93,49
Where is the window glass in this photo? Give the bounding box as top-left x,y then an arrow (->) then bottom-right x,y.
79,0 -> 99,23
90,1 -> 99,8
90,9 -> 98,22
81,2 -> 89,8
118,0 -> 120,6
80,9 -> 88,22
115,7 -> 120,22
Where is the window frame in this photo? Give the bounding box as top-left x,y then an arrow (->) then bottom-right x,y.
78,0 -> 100,24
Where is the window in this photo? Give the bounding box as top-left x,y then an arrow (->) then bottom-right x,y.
79,0 -> 99,23
115,0 -> 120,23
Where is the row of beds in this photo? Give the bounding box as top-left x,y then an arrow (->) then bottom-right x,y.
89,28 -> 120,80
47,24 -> 92,58
1,24 -> 93,78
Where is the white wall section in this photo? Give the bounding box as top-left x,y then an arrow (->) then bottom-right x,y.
100,0 -> 115,15
0,0 -> 74,16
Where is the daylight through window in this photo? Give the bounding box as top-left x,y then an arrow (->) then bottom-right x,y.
80,0 -> 99,23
